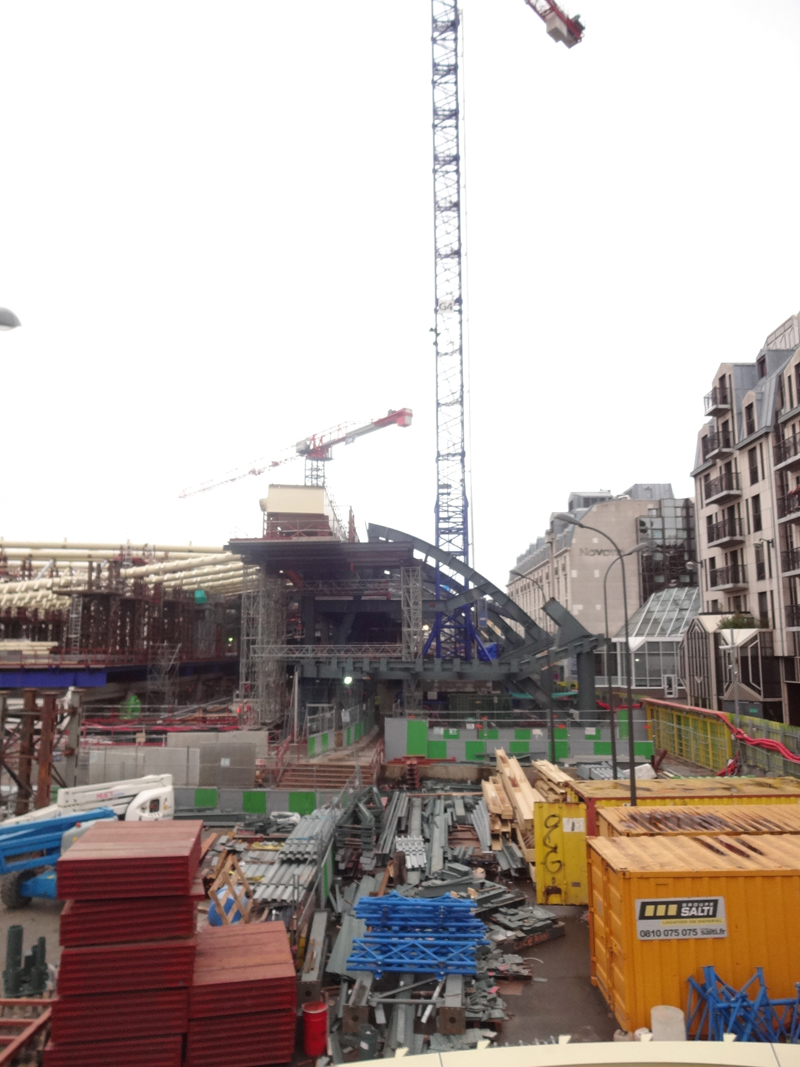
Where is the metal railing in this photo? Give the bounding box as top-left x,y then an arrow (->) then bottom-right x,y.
705,471 -> 740,500
703,386 -> 730,413
707,517 -> 744,544
786,605 -> 800,628
783,547 -> 800,574
702,429 -> 733,459
774,434 -> 800,467
709,564 -> 747,588
253,644 -> 404,659
643,697 -> 800,778
778,492 -> 800,520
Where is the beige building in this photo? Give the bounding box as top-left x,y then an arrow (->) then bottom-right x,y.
508,486 -> 696,682
691,309 -> 800,722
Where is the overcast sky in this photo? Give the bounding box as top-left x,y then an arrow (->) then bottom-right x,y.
1,1 -> 799,587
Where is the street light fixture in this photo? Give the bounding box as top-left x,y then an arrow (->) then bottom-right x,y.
553,512 -> 639,804
602,543 -> 648,781
0,309 -> 21,331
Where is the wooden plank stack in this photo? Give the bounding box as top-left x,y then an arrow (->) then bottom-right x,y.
186,922 -> 297,1067
495,749 -> 546,864
44,821 -> 204,1067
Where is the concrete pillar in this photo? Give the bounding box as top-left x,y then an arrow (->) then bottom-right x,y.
576,651 -> 597,719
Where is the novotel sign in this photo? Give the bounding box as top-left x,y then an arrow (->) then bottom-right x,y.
578,548 -> 616,557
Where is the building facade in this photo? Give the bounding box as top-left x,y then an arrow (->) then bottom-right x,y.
692,310 -> 800,723
508,485 -> 696,683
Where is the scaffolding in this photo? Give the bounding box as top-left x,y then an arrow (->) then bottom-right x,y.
401,565 -> 423,712
239,568 -> 288,726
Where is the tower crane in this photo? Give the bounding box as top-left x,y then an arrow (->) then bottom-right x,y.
428,0 -> 582,658
178,407 -> 412,498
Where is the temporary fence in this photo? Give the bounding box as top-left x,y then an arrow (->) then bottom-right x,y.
642,697 -> 800,778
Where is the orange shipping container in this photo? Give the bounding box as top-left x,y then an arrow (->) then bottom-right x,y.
597,803 -> 800,838
588,833 -> 800,1033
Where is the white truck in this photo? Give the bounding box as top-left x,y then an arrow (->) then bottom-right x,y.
2,775 -> 175,827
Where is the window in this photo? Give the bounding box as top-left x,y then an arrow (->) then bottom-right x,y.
752,493 -> 762,533
711,599 -> 720,612
759,441 -> 765,480
749,447 -> 759,485
757,355 -> 767,378
758,590 -> 769,627
745,403 -> 756,436
755,542 -> 766,581
796,367 -> 800,410
790,375 -> 796,411
703,473 -> 711,504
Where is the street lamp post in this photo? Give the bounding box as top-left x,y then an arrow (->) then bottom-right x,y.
602,544 -> 648,781
0,309 -> 21,331
509,568 -> 557,764
554,513 -> 639,805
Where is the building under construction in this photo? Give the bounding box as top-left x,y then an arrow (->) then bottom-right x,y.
232,484 -> 603,733
0,541 -> 242,702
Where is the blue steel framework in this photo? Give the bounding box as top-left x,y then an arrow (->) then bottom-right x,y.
430,0 -> 471,660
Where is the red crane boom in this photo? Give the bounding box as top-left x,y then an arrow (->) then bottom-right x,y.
179,408 -> 412,498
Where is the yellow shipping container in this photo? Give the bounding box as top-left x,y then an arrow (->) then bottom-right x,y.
533,777 -> 800,906
588,833 -> 800,1033
598,803 -> 800,838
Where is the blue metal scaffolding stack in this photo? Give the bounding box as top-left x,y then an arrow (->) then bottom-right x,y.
346,892 -> 488,980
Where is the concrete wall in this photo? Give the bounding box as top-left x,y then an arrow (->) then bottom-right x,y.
384,716 -> 652,765
78,745 -> 200,787
174,785 -> 343,817
167,731 -> 270,758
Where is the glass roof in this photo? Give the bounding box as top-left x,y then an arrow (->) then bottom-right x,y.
613,585 -> 700,643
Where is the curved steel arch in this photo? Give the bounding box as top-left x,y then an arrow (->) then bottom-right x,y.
368,523 -> 552,653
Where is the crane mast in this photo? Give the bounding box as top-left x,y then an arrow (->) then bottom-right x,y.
431,0 -> 468,569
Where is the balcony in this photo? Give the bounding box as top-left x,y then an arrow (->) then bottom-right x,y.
782,547 -> 800,576
707,517 -> 745,548
786,604 -> 800,629
701,429 -> 734,461
709,564 -> 747,591
704,386 -> 731,417
704,470 -> 741,505
774,434 -> 800,472
777,491 -> 800,522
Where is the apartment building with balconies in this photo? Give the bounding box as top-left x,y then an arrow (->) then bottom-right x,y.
692,309 -> 800,722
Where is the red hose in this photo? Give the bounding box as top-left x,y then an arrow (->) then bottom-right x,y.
694,708 -> 800,765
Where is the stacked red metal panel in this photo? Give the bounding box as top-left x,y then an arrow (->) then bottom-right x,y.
46,820 -> 204,1067
42,1034 -> 183,1067
185,922 -> 298,1067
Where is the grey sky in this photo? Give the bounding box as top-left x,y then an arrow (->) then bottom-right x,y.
1,1 -> 798,588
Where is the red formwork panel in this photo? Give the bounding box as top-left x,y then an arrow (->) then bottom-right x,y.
43,1034 -> 183,1067
58,938 -> 196,995
50,988 -> 189,1044
60,896 -> 197,947
190,921 -> 296,1019
185,1012 -> 297,1067
56,820 -> 203,900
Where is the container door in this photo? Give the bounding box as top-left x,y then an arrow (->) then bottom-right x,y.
534,801 -> 588,905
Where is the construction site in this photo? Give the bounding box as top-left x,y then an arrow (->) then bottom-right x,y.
2,2 -> 800,1067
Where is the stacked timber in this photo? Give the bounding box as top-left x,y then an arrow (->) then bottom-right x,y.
186,922 -> 297,1067
530,759 -> 573,801
45,821 -> 203,1067
482,776 -> 513,843
495,749 -> 545,863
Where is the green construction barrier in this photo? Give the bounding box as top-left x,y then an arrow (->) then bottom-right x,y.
509,741 -> 529,754
308,736 -> 316,758
514,728 -> 531,740
585,727 -> 602,740
482,728 -> 499,740
345,727 -> 352,747
427,740 -> 447,759
554,739 -> 569,761
593,741 -> 613,756
194,788 -> 218,809
289,791 -> 317,815
634,740 -> 654,757
321,732 -> 329,752
243,791 -> 267,815
444,728 -> 460,739
407,719 -> 428,756
465,740 -> 485,760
